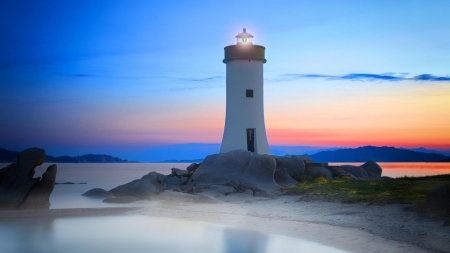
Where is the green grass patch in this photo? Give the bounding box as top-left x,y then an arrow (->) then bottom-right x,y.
286,174 -> 450,211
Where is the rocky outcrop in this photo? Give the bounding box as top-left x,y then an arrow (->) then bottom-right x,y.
189,150 -> 279,197
361,160 -> 383,178
82,188 -> 114,198
0,148 -> 57,210
274,168 -> 299,186
109,171 -> 165,199
306,166 -> 333,179
340,165 -> 369,179
18,164 -> 57,209
273,156 -> 305,178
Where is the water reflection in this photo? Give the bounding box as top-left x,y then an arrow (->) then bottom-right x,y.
223,228 -> 268,253
0,217 -> 55,253
0,215 -> 350,253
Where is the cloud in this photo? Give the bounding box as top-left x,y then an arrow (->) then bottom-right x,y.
271,73 -> 450,83
179,76 -> 224,82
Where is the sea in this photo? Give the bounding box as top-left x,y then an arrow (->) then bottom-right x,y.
1,162 -> 449,252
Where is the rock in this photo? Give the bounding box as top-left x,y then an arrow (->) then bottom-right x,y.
273,156 -> 305,178
0,148 -> 56,209
0,164 -> 13,181
141,171 -> 165,183
109,179 -> 163,199
306,166 -> 333,179
187,163 -> 201,174
201,185 -> 236,198
189,150 -> 279,197
103,196 -> 139,203
274,168 -> 299,187
340,165 -> 369,179
18,164 -> 57,209
165,176 -> 181,190
171,168 -> 188,177
294,155 -> 313,163
82,188 -> 114,198
361,160 -> 383,178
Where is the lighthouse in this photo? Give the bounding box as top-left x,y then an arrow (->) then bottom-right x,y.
220,28 -> 270,155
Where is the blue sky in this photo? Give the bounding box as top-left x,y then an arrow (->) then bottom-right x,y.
1,1 -> 450,161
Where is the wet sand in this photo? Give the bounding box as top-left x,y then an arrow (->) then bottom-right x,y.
2,195 -> 448,253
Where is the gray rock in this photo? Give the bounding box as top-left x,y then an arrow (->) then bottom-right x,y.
171,168 -> 188,177
187,163 -> 201,174
141,171 -> 165,183
201,185 -> 235,198
189,150 -> 279,197
109,179 -> 162,199
0,148 -> 51,209
361,160 -> 383,178
274,168 -> 299,187
273,156 -> 305,178
294,155 -> 313,163
306,166 -> 333,179
0,164 -> 13,181
103,196 -> 139,203
82,188 -> 114,198
340,165 -> 369,179
165,176 -> 181,190
18,164 -> 57,209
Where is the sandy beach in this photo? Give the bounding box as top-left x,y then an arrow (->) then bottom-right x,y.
2,194 -> 448,253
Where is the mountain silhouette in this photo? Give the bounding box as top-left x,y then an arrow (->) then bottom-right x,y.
309,146 -> 449,162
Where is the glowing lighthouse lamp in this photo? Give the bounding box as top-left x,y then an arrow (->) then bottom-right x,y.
220,28 -> 270,155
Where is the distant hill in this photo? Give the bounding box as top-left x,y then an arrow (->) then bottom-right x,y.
310,146 -> 450,162
0,148 -> 136,163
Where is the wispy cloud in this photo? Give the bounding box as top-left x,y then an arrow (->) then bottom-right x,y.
270,73 -> 450,82
179,76 -> 224,82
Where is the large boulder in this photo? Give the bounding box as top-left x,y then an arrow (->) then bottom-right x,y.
361,160 -> 382,178
0,148 -> 56,209
274,168 -> 299,187
187,163 -> 201,174
82,188 -> 114,199
200,185 -> 236,198
171,168 -> 188,177
340,165 -> 369,179
189,150 -> 279,197
273,156 -> 305,178
109,178 -> 163,199
109,171 -> 165,199
141,171 -> 165,183
295,155 -> 313,163
305,166 -> 333,179
18,164 -> 57,209
164,176 -> 181,190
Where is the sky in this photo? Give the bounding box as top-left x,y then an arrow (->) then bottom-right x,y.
1,0 -> 450,161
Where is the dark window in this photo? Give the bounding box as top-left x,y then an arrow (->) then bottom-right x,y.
246,89 -> 253,98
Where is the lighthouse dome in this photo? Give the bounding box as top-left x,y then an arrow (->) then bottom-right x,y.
235,28 -> 254,44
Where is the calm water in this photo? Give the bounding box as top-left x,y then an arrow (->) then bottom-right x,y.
1,162 -> 449,253
0,215 -> 349,253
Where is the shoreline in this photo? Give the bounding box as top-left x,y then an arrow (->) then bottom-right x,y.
1,196 -> 448,253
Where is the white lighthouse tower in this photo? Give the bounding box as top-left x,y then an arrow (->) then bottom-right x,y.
220,28 -> 270,155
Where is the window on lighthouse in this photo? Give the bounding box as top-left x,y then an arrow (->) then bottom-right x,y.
246,89 -> 253,98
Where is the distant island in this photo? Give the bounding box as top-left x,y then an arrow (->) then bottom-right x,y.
0,148 -> 137,163
2,146 -> 449,163
309,146 -> 450,162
